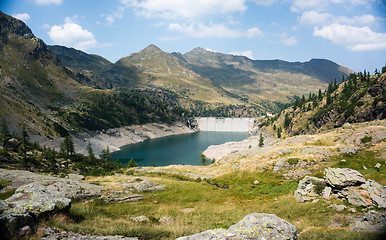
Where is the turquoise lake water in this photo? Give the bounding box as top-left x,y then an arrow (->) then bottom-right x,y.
111,131 -> 248,167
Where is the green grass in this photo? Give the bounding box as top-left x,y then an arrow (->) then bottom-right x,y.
0,179 -> 14,200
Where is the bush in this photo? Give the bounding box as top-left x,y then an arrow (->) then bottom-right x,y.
287,158 -> 299,165
360,136 -> 372,144
314,182 -> 325,195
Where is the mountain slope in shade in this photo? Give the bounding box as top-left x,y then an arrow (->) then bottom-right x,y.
49,45 -> 140,89
0,12 -> 190,136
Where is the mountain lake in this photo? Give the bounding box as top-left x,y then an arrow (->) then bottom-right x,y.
111,131 -> 249,167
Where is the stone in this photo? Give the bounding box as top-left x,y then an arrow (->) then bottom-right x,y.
328,204 -> 346,212
343,123 -> 352,129
348,208 -> 357,213
4,183 -> 71,216
361,179 -> 386,208
176,229 -> 235,240
312,199 -> 320,203
101,192 -> 145,203
253,180 -> 259,185
159,217 -> 175,224
180,208 -> 195,213
0,169 -> 105,201
294,176 -> 325,203
0,199 -> 9,214
130,216 -> 149,223
363,166 -> 367,170
18,225 -> 31,236
350,210 -> 386,233
40,227 -> 139,240
339,146 -> 359,154
1,183 -> 71,237
341,159 -> 346,163
375,163 -> 381,169
273,158 -> 290,172
347,188 -> 372,207
229,213 -> 297,240
120,179 -> 166,193
324,168 -> 366,188
67,173 -> 85,181
322,187 -> 332,200
5,138 -> 20,151
177,213 -> 297,240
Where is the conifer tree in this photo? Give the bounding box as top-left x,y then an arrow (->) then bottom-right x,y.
87,140 -> 95,160
259,133 -> 264,147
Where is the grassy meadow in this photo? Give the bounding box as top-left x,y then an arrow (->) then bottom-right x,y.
39,147 -> 385,240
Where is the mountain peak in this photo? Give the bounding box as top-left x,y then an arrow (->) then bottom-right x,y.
0,11 -> 34,39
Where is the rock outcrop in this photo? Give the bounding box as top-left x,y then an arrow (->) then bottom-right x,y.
0,169 -> 105,200
0,183 -> 71,238
119,179 -> 166,193
40,227 -> 138,240
295,168 -> 386,209
177,213 -> 297,240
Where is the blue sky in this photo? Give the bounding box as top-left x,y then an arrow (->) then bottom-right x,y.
1,0 -> 385,72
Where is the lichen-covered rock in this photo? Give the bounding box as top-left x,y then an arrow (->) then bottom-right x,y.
1,183 -> 71,238
228,213 -> 297,240
0,199 -> 9,214
120,179 -> 166,193
0,169 -> 105,201
361,179 -> 386,208
324,168 -> 366,188
176,229 -> 235,240
4,183 -> 71,216
177,213 -> 297,240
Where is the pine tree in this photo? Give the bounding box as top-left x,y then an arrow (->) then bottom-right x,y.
87,140 -> 95,160
61,136 -> 75,157
101,146 -> 111,161
259,133 -> 264,147
0,118 -> 10,147
277,126 -> 282,138
128,158 -> 137,168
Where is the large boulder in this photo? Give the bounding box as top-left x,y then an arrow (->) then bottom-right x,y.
0,183 -> 71,238
177,213 -> 297,240
324,168 -> 365,188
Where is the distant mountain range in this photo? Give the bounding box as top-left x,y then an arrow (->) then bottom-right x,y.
0,11 -> 354,136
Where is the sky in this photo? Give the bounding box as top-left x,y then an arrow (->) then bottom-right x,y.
1,0 -> 385,72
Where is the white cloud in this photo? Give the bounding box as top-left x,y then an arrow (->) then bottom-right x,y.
249,0 -> 277,6
122,0 -> 246,19
229,50 -> 254,59
105,7 -> 125,24
247,27 -> 263,37
291,0 -> 370,12
299,11 -> 376,26
35,0 -> 62,5
168,22 -> 262,38
48,17 -> 97,50
281,33 -> 298,46
12,13 -> 30,22
313,23 -> 386,51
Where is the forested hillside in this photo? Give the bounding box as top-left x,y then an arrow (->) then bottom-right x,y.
261,69 -> 386,137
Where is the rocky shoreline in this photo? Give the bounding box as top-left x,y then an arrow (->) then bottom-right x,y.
31,122 -> 195,157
